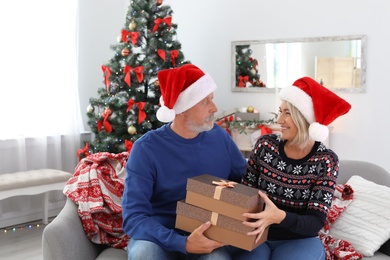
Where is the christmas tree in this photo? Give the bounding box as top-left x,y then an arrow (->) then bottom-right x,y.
77,0 -> 189,160
235,45 -> 265,88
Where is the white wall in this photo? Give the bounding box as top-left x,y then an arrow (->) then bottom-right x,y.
78,0 -> 127,133
79,0 -> 390,173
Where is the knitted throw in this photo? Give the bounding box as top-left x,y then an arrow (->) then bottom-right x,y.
63,152 -> 130,249
319,184 -> 363,260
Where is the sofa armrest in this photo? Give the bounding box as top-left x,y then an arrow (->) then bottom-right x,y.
42,198 -> 104,260
379,239 -> 390,256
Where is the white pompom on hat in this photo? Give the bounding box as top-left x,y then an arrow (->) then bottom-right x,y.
278,77 -> 351,142
156,64 -> 217,122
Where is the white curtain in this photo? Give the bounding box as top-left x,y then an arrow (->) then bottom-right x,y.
0,1 -> 81,174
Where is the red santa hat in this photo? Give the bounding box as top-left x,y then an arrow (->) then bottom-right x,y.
278,76 -> 351,142
156,64 -> 217,122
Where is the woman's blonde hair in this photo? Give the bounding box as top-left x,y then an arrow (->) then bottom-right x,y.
286,102 -> 311,148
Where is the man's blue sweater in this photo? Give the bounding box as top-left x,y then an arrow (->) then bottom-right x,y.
122,123 -> 246,253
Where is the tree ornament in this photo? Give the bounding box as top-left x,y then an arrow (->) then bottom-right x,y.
127,125 -> 137,134
129,21 -> 137,31
121,48 -> 130,56
87,104 -> 95,113
246,106 -> 254,113
117,35 -> 122,43
250,68 -> 257,76
156,0 -> 163,6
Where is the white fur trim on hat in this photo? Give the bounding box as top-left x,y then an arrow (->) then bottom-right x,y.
278,85 -> 316,124
309,122 -> 329,142
174,73 -> 217,114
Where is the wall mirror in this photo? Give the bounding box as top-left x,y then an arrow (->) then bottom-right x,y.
231,35 -> 366,93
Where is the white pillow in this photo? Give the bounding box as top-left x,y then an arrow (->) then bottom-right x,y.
329,175 -> 390,256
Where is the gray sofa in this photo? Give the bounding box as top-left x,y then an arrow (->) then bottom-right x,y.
42,160 -> 390,260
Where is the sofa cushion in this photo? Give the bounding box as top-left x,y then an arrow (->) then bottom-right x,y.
329,175 -> 390,256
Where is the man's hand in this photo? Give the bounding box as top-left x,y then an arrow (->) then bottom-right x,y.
185,221 -> 225,254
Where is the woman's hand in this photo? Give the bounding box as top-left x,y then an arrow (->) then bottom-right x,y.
242,190 -> 286,243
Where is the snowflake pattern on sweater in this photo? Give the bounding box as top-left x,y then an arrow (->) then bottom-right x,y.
242,134 -> 339,239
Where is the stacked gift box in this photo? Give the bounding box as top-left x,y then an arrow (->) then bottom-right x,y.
175,174 -> 268,251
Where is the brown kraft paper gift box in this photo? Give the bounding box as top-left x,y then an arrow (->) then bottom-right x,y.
175,200 -> 268,251
185,174 -> 264,221
175,174 -> 268,251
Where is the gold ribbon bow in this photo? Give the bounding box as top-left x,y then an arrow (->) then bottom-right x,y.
212,180 -> 237,200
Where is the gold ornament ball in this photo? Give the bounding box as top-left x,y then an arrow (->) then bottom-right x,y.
129,21 -> 137,31
246,106 -> 254,113
128,126 -> 137,135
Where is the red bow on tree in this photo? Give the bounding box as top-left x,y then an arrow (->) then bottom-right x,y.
238,75 -> 249,88
125,140 -> 133,153
101,65 -> 111,92
157,49 -> 179,67
170,50 -> 179,67
152,17 -> 172,32
127,98 -> 135,113
136,102 -> 146,124
97,109 -> 113,133
126,99 -> 146,124
76,142 -> 90,161
121,29 -> 139,45
123,65 -> 144,86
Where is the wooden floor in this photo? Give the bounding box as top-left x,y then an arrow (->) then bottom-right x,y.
0,219 -> 48,260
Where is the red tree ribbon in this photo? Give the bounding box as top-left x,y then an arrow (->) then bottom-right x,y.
125,140 -> 133,153
121,30 -> 139,45
170,50 -> 178,67
238,75 -> 249,88
124,65 -> 132,86
97,120 -> 102,132
127,98 -> 135,113
123,66 -> 144,86
102,109 -> 113,133
137,102 -> 146,124
76,142 -> 90,161
152,16 -> 172,32
157,49 -> 166,60
126,99 -> 146,124
101,65 -> 111,92
133,66 -> 144,83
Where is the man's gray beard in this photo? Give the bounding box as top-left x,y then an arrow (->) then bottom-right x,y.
185,115 -> 215,133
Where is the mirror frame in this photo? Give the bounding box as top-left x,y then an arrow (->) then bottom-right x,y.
231,35 -> 367,93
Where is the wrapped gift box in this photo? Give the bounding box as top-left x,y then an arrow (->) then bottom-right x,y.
176,200 -> 268,251
185,174 -> 264,221
175,174 -> 268,251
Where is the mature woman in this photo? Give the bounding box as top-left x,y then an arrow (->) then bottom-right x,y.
235,77 -> 351,260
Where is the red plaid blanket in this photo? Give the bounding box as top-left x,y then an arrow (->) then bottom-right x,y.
319,184 -> 363,260
63,152 -> 130,249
